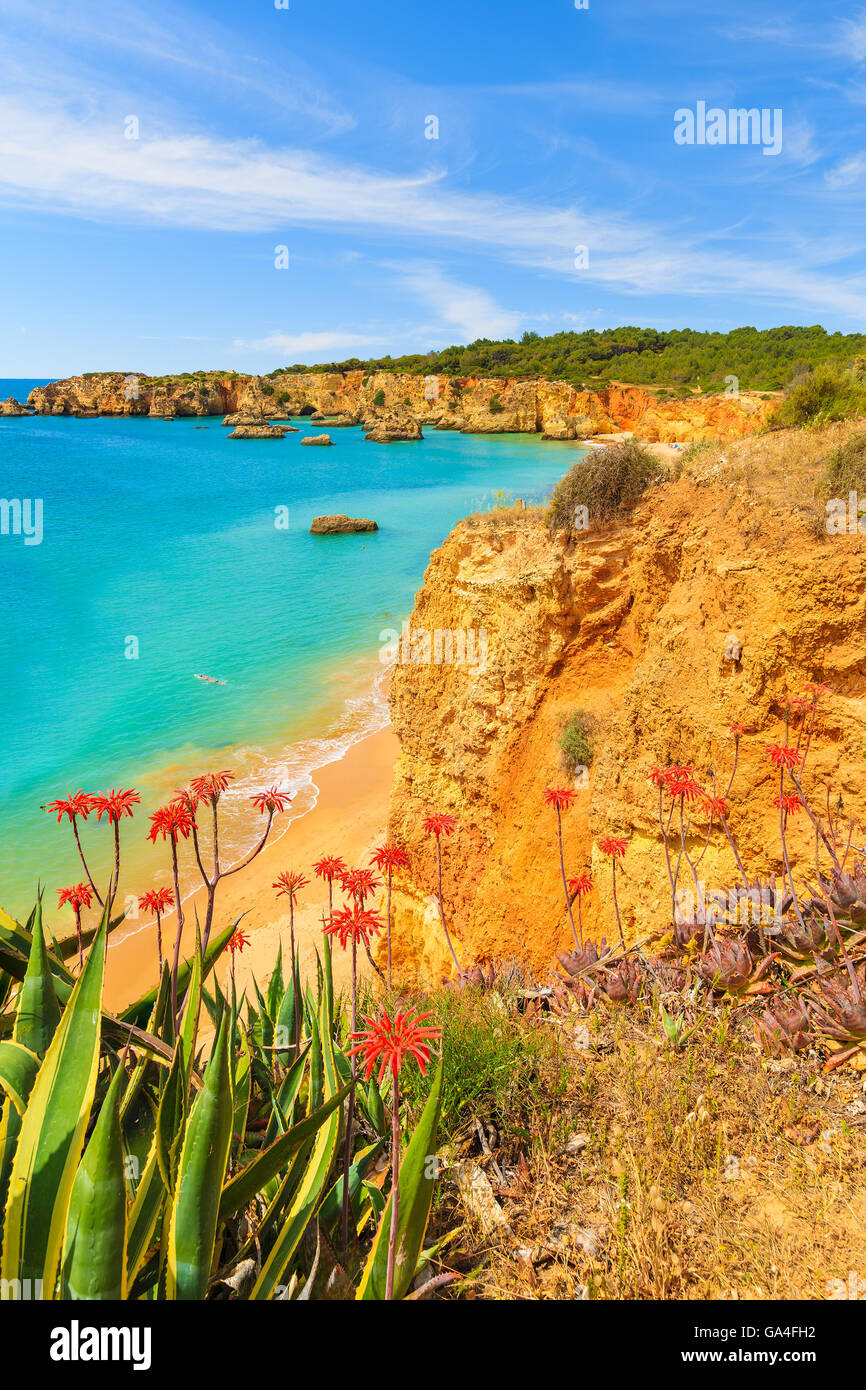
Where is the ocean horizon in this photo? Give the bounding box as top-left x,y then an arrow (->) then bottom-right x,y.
0,383 -> 584,916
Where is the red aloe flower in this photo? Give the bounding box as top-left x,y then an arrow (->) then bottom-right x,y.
57,882 -> 93,912
250,785 -> 293,816
325,902 -> 383,951
701,793 -> 728,819
57,881 -> 94,971
138,887 -> 174,916
803,682 -> 833,702
349,1008 -> 442,1083
188,770 -> 234,805
648,766 -> 667,788
766,743 -> 801,771
45,791 -> 94,823
313,854 -> 347,883
91,787 -> 141,823
422,812 -> 457,838
340,867 -> 381,903
273,870 -> 310,904
147,801 -> 196,843
228,927 -> 250,954
139,886 -> 174,975
542,788 -> 578,811
370,843 -> 410,874
665,771 -> 702,802
568,873 -> 593,897
727,722 -> 750,738
776,793 -> 801,815
599,838 -> 627,950
370,843 -> 409,989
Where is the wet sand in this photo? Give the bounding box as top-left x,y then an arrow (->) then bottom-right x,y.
103,724 -> 399,1013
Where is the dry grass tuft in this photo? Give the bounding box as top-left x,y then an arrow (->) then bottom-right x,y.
428,1001 -> 866,1301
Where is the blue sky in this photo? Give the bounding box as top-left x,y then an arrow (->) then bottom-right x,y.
1,0 -> 865,375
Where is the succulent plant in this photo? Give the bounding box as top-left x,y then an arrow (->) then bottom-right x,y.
696,936 -> 776,998
596,955 -> 644,1007
754,998 -> 812,1056
808,967 -> 866,1071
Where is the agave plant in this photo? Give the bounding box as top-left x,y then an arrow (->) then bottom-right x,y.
0,894 -> 445,1301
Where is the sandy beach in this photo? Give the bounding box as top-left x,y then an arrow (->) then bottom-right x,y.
102,724 -> 399,1013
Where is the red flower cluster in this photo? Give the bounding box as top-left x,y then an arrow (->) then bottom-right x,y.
45,791 -> 94,823
349,1008 -> 442,1082
138,887 -> 174,917
313,854 -> 347,883
92,788 -> 141,823
775,793 -> 801,815
57,882 -> 93,912
422,812 -> 457,838
188,770 -> 234,805
543,788 -> 578,811
251,786 -> 293,816
648,764 -> 702,801
567,873 -> 593,897
370,843 -> 410,874
340,867 -> 381,902
325,902 -> 383,951
273,870 -> 310,903
599,835 -> 628,860
766,743 -> 801,771
147,801 -> 196,843
228,927 -> 250,954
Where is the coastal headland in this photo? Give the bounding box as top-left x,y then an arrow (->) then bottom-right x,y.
24,370 -> 774,444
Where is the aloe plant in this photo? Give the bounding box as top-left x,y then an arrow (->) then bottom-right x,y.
0,897 -> 445,1301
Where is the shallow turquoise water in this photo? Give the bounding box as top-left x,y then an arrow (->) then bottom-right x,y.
0,383 -> 584,913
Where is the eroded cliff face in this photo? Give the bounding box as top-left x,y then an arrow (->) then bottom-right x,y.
25,371 -> 774,443
385,429 -> 866,982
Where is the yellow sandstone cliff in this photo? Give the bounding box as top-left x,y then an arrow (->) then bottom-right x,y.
384,423 -> 866,982
25,371 -> 774,443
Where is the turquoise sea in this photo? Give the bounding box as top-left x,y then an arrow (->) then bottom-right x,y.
0,378 -> 585,915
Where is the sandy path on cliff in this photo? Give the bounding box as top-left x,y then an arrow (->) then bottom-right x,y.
102,726 -> 398,1013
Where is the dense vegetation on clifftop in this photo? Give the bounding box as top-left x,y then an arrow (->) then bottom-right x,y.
273,325 -> 866,393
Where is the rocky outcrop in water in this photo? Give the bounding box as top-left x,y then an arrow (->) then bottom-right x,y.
363,413 -> 423,443
301,433 -> 333,446
0,397 -> 30,416
310,515 -> 378,533
228,424 -> 286,440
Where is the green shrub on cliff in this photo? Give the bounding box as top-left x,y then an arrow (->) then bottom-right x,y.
559,710 -> 597,774
546,438 -> 660,531
261,383 -> 275,397
770,361 -> 866,428
373,389 -> 386,407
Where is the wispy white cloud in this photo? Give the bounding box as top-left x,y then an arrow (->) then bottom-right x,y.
391,264 -> 523,341
233,330 -> 384,357
0,27 -> 865,325
824,152 -> 866,189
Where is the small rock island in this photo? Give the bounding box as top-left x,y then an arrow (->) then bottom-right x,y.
310,515 -> 378,534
